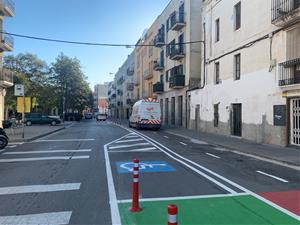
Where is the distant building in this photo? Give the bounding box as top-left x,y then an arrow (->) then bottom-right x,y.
93,83 -> 109,114
0,0 -> 15,125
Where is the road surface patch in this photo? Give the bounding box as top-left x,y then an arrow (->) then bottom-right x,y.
259,190 -> 300,217
116,161 -> 176,174
119,194 -> 299,225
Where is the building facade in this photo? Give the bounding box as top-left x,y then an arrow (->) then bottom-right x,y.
188,0 -> 300,146
0,0 -> 14,125
108,81 -> 117,118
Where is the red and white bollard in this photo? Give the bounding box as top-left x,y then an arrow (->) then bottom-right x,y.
168,204 -> 178,225
129,159 -> 142,212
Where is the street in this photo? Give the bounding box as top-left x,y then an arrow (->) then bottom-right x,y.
0,120 -> 299,224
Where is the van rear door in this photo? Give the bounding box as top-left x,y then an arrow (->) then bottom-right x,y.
140,102 -> 161,122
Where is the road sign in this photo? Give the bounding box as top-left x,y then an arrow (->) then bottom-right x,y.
14,84 -> 24,96
17,97 -> 31,113
116,161 -> 176,174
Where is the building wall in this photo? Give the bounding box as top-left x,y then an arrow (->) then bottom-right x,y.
189,0 -> 299,146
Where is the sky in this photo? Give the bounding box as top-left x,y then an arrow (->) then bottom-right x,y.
5,0 -> 170,89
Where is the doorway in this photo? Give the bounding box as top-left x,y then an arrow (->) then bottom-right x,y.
290,98 -> 300,146
232,104 -> 242,136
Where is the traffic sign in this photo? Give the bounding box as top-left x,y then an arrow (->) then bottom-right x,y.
14,84 -> 24,96
116,161 -> 176,174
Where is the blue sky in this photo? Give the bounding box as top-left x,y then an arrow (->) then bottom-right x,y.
5,0 -> 170,88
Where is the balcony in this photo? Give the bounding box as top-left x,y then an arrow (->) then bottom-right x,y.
0,68 -> 13,87
272,0 -> 300,26
278,58 -> 300,87
0,32 -> 13,52
154,34 -> 165,47
127,67 -> 134,76
153,60 -> 164,71
143,69 -> 153,80
169,74 -> 185,89
0,0 -> 15,17
127,82 -> 134,91
117,90 -> 123,96
170,11 -> 185,31
169,47 -> 185,61
111,94 -> 116,99
153,82 -> 164,94
117,76 -> 124,85
117,101 -> 123,107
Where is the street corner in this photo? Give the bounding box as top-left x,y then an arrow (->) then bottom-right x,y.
118,194 -> 300,225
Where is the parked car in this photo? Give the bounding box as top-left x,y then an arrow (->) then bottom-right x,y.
129,98 -> 161,130
84,113 -> 93,119
25,113 -> 61,126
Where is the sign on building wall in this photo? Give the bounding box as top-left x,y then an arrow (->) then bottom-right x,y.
273,105 -> 286,126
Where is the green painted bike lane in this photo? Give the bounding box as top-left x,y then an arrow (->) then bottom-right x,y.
119,194 -> 299,225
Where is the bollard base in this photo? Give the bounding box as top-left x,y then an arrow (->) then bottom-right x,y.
129,207 -> 143,213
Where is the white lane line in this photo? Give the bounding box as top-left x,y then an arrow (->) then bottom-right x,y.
190,138 -> 209,145
206,153 -> 221,159
179,142 -> 187,146
7,145 -> 17,148
115,138 -> 144,143
0,211 -> 72,225
214,147 -> 229,151
3,149 -> 92,155
0,183 -> 81,195
0,149 -> 6,154
8,142 -> 24,145
256,170 -> 289,183
0,156 -> 90,163
33,139 -> 95,143
104,138 -> 123,225
164,136 -> 169,139
109,142 -> 150,149
108,147 -> 157,153
128,128 -> 300,221
117,193 -> 248,203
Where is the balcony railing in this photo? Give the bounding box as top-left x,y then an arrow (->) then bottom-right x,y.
278,58 -> 300,86
127,67 -> 134,76
272,0 -> 300,25
153,82 -> 164,94
169,46 -> 185,60
153,60 -> 164,71
154,34 -> 165,47
169,11 -> 185,31
0,0 -> 15,17
169,74 -> 185,89
0,68 -> 13,87
0,32 -> 14,52
127,82 -> 134,91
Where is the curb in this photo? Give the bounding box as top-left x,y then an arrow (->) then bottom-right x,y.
164,130 -> 300,170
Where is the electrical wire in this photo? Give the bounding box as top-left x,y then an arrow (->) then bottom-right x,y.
0,31 -> 204,47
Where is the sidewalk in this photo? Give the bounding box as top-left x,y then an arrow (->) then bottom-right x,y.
5,122 -> 72,142
164,127 -> 300,167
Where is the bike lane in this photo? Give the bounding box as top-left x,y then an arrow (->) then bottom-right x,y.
105,131 -> 299,225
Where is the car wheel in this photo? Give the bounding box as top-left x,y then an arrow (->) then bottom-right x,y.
26,121 -> 32,126
51,121 -> 57,126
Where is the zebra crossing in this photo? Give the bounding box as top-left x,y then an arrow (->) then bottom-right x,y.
108,133 -> 159,153
0,144 -> 92,224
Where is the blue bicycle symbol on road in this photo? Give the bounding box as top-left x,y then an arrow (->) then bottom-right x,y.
116,161 -> 176,174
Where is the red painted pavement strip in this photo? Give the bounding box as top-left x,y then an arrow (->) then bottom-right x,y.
259,190 -> 300,216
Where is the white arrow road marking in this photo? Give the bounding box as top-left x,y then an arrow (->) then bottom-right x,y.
0,183 -> 81,195
3,149 -> 92,155
256,170 -> 289,183
0,211 -> 72,225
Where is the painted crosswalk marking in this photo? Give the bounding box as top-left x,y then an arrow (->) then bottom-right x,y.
0,183 -> 81,195
3,149 -> 92,155
0,211 -> 72,225
109,142 -> 150,149
33,139 -> 95,143
115,138 -> 144,143
108,147 -> 158,153
0,156 -> 90,163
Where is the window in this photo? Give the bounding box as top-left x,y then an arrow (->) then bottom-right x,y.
214,104 -> 219,127
215,62 -> 220,84
234,2 -> 241,30
179,3 -> 184,23
179,33 -> 184,52
160,74 -> 164,83
234,54 -> 241,80
166,70 -> 169,82
215,18 -> 220,42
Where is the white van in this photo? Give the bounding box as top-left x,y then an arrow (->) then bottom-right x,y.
129,99 -> 161,130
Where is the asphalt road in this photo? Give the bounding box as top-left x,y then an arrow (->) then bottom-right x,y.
0,120 -> 299,225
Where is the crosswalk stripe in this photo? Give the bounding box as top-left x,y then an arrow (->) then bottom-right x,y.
115,139 -> 143,143
4,149 -> 92,155
0,183 -> 81,195
109,147 -> 157,153
0,211 -> 72,225
33,139 -> 95,143
0,156 -> 90,163
109,143 -> 150,149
